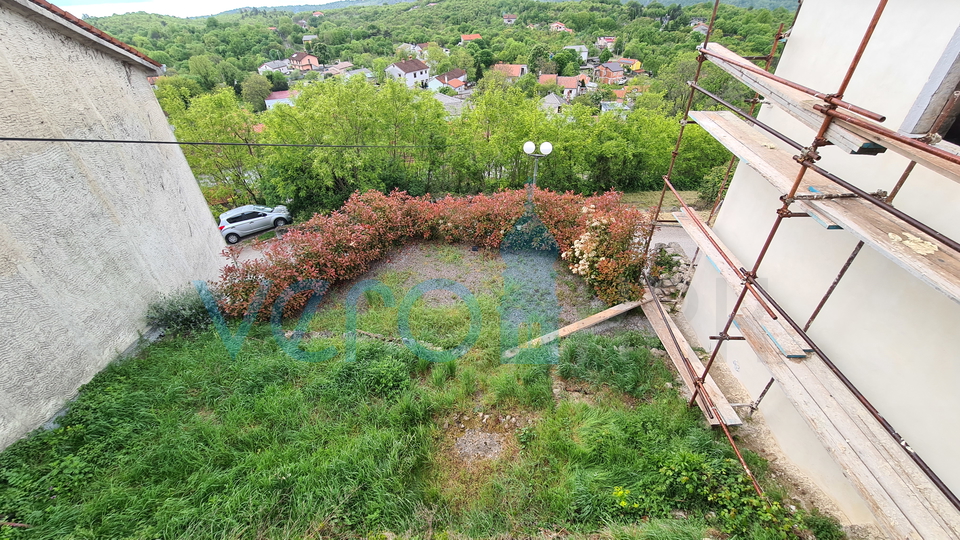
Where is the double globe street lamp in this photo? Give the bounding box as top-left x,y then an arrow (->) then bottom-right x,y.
522,141 -> 552,203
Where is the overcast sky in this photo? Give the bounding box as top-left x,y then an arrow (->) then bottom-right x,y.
53,0 -> 306,18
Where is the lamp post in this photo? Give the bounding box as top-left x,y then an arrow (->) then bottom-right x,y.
522,141 -> 553,203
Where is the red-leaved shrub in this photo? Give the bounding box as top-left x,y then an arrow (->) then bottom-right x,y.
214,188 -> 654,318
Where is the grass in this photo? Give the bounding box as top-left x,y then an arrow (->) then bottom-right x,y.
0,245 -> 843,539
620,191 -> 703,210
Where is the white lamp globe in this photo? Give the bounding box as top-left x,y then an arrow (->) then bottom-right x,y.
539,142 -> 553,155
523,141 -> 536,155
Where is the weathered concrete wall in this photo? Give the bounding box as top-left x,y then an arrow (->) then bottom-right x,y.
682,0 -> 960,528
0,1 -> 224,449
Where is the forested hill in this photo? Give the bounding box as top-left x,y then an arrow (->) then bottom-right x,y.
87,0 -> 794,81
215,0 -> 796,16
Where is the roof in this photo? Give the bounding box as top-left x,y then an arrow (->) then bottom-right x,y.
290,52 -> 317,62
390,58 -> 429,73
540,74 -> 588,89
598,36 -> 616,42
503,14 -> 517,19
538,74 -> 557,85
266,91 -> 293,101
302,35 -> 318,41
437,68 -> 467,83
617,58 -> 638,65
261,60 -> 289,69
19,0 -> 161,73
543,93 -> 565,107
564,45 -> 588,51
447,79 -> 465,88
600,62 -> 624,72
491,63 -> 526,77
460,34 -> 482,41
417,43 -> 431,50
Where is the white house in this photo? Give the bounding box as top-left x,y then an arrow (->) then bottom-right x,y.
385,58 -> 430,88
563,45 -> 589,63
674,0 -> 960,536
595,36 -> 616,50
258,59 -> 290,75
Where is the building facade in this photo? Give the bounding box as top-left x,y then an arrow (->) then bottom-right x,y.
0,0 -> 224,449
679,0 -> 960,535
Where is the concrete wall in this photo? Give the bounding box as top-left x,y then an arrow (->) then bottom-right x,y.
682,0 -> 960,527
0,1 -> 224,449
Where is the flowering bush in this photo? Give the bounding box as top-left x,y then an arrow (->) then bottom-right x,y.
560,201 -> 652,305
214,188 -> 655,318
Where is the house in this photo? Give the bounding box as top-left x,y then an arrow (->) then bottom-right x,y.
503,14 -> 517,24
296,19 -> 308,29
429,70 -> 467,94
265,90 -> 294,109
668,1 -> 960,536
289,52 -> 319,72
312,11 -> 323,16
538,73 -> 590,101
490,63 -> 528,81
691,22 -> 709,35
541,93 -> 565,114
323,61 -> 354,77
563,45 -> 589,63
302,34 -> 318,44
0,0 -> 223,449
385,58 -> 430,88
258,59 -> 291,75
459,33 -> 482,45
596,36 -> 616,50
345,68 -> 376,82
689,17 -> 707,26
549,22 -> 573,33
616,58 -> 639,72
594,62 -> 625,84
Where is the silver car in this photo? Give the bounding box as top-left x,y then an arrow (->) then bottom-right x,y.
218,205 -> 292,244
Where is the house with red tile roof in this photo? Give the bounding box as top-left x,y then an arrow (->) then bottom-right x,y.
491,63 -> 528,80
459,34 -> 482,45
503,14 -> 517,24
538,73 -> 590,101
549,22 -> 573,33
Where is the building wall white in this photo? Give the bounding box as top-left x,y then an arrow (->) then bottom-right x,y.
682,0 -> 960,527
0,1 -> 224,449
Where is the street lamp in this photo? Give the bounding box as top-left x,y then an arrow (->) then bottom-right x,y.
523,141 -> 553,203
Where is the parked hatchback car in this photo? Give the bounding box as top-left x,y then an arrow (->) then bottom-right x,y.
218,205 -> 292,244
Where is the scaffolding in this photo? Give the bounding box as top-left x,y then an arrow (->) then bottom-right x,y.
641,0 -> 960,537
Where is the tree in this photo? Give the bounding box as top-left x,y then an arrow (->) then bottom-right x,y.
188,55 -> 220,90
599,49 -> 612,63
264,70 -> 289,91
168,88 -> 266,205
241,73 -> 272,111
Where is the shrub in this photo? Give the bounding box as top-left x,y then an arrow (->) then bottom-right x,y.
145,287 -> 210,336
213,188 -> 656,319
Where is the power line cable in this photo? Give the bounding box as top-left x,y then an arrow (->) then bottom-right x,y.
0,136 -> 448,149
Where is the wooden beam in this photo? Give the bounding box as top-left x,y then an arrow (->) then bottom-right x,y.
702,43 -> 885,156
689,110 -> 841,230
639,291 -> 742,426
501,300 -> 642,359
688,110 -> 960,306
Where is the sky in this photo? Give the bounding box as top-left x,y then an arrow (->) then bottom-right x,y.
52,0 -> 308,18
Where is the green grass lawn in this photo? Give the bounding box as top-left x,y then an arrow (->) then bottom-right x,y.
0,250 -> 841,540
619,191 -> 704,211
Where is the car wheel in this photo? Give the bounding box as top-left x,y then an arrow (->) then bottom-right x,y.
225,233 -> 241,244
274,218 -> 288,228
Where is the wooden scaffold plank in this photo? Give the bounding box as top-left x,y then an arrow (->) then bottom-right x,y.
688,110 -> 960,306
639,290 -> 742,426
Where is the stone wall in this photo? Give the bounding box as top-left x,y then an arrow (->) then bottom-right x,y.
0,1 -> 225,449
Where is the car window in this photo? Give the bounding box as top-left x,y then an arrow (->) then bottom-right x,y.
226,212 -> 256,224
